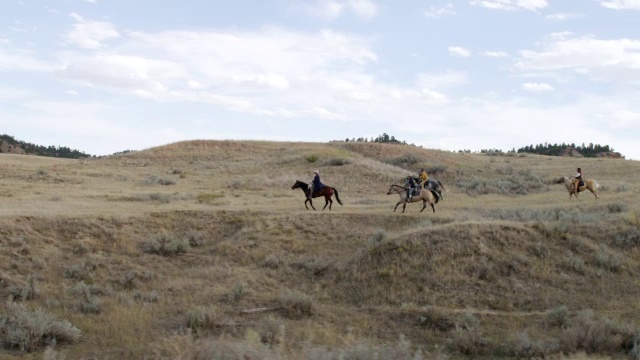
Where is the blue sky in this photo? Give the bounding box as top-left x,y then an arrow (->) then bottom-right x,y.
2,0 -> 640,159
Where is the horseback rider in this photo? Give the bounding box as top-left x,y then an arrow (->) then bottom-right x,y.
574,167 -> 583,193
309,170 -> 324,200
420,167 -> 442,201
419,168 -> 429,189
404,175 -> 417,201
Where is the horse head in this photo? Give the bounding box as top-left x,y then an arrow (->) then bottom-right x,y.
386,185 -> 398,195
292,180 -> 308,190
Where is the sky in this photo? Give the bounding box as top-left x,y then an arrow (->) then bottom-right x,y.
1,0 -> 640,159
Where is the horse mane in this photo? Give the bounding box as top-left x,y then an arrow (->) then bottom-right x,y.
296,180 -> 309,190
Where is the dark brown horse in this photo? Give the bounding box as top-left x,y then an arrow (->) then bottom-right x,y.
291,180 -> 343,210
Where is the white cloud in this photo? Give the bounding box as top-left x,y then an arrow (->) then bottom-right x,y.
448,46 -> 471,57
600,0 -> 640,10
546,31 -> 573,40
307,0 -> 378,20
470,0 -> 548,11
416,71 -> 469,89
482,51 -> 509,57
66,13 -> 119,49
515,35 -> 640,83
0,46 -> 52,71
522,82 -> 555,91
424,4 -> 456,18
609,109 -> 640,128
545,12 -> 583,20
58,27 -> 379,119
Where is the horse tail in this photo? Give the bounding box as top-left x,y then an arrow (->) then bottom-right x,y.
593,180 -> 600,189
437,180 -> 447,191
430,189 -> 439,204
333,188 -> 343,206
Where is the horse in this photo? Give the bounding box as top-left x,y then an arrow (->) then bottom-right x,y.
556,176 -> 600,200
422,178 -> 447,201
386,184 -> 437,213
291,180 -> 343,210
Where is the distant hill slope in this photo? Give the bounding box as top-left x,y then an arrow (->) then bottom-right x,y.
0,134 -> 92,158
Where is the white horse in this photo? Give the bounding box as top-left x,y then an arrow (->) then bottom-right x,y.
556,176 -> 600,200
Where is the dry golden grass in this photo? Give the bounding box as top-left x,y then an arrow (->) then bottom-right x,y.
1,140 -> 640,359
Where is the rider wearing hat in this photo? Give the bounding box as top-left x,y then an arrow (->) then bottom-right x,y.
309,170 -> 324,200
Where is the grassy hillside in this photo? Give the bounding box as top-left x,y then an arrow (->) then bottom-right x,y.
0,140 -> 639,359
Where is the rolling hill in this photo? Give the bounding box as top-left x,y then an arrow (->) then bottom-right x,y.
0,140 -> 639,359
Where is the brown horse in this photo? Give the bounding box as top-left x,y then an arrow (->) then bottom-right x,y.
386,184 -> 437,213
291,180 -> 343,210
556,176 -> 600,200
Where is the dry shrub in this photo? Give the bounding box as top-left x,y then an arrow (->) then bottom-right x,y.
447,327 -> 490,356
0,302 -> 81,352
560,310 -> 631,355
141,230 -> 188,256
417,307 -> 455,331
225,283 -> 246,303
8,275 -> 37,301
545,305 -> 570,329
186,306 -> 220,333
69,281 -> 103,315
262,254 -> 281,269
279,290 -> 313,319
259,315 -> 284,345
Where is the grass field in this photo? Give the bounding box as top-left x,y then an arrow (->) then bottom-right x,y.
1,140 -> 639,359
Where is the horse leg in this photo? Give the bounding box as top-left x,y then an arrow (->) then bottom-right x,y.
394,201 -> 401,212
590,188 -> 598,199
420,199 -> 426,212
309,198 -> 317,211
402,202 -> 407,213
322,197 -> 330,210
304,199 -> 309,210
431,203 -> 435,212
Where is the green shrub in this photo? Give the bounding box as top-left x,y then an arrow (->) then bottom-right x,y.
305,155 -> 319,163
